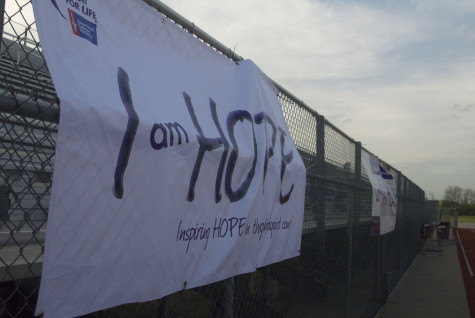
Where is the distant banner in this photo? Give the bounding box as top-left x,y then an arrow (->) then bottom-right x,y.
33,1 -> 306,317
361,150 -> 397,235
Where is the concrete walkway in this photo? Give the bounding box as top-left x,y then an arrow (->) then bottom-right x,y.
375,244 -> 470,318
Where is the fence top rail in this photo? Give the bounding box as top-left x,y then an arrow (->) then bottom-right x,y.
144,1 -> 361,143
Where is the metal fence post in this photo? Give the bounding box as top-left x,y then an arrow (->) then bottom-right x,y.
344,142 -> 361,317
315,115 -> 326,252
345,142 -> 361,317
377,231 -> 385,302
0,0 -> 5,52
352,142 -> 361,249
397,172 -> 404,276
221,277 -> 234,318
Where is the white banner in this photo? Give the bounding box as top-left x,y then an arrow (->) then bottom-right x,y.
33,1 -> 306,317
361,150 -> 397,236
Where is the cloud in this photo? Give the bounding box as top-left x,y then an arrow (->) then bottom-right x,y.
455,24 -> 475,41
292,58 -> 475,199
450,104 -> 475,112
162,0 -> 426,81
410,0 -> 475,13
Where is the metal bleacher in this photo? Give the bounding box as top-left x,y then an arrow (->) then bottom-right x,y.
0,31 -> 57,282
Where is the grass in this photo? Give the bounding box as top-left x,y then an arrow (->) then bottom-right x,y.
441,215 -> 475,223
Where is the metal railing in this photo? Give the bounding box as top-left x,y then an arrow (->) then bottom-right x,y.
1,1 -> 432,317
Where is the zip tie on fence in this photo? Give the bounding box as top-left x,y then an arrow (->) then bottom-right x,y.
456,230 -> 473,277
229,45 -> 239,65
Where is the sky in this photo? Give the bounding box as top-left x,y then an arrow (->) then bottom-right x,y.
156,0 -> 475,199
4,0 -> 475,199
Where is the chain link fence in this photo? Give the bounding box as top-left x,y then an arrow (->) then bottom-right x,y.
1,1 -> 433,317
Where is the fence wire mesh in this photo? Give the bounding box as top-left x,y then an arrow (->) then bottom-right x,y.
1,1 -> 432,317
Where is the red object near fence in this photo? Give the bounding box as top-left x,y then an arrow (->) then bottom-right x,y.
455,228 -> 475,317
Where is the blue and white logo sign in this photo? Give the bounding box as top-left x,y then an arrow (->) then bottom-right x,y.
50,0 -> 98,45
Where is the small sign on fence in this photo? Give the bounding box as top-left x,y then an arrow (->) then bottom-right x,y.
361,150 -> 397,235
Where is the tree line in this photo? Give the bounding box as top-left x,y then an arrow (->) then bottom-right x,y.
442,186 -> 475,215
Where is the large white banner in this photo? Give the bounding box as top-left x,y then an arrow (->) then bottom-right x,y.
361,150 -> 397,236
33,1 -> 306,317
